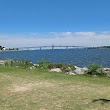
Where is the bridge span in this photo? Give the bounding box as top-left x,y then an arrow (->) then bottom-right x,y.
18,45 -> 88,50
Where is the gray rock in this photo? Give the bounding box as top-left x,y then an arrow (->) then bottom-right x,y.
74,66 -> 79,69
0,60 -> 4,65
74,66 -> 88,74
94,75 -> 97,77
103,68 -> 110,76
97,68 -> 110,74
50,68 -> 62,72
29,67 -> 33,70
68,72 -> 76,75
82,67 -> 88,72
74,66 -> 84,74
103,68 -> 110,72
33,64 -> 39,67
29,66 -> 36,70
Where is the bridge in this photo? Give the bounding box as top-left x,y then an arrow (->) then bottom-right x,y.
18,45 -> 88,50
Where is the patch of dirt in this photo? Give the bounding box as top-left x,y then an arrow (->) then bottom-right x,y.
12,86 -> 31,92
8,82 -> 55,93
0,74 -> 12,80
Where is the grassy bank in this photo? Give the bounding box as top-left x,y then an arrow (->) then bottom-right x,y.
0,66 -> 110,110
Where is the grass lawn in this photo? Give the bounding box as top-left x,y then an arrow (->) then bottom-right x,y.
0,66 -> 110,110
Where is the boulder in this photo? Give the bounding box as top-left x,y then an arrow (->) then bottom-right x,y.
74,66 -> 79,69
33,64 -> 39,67
102,68 -> 110,77
74,66 -> 88,74
103,68 -> 110,72
29,66 -> 36,70
74,68 -> 84,74
82,67 -> 88,72
0,60 -> 4,65
50,68 -> 62,72
68,72 -> 76,75
97,68 -> 110,74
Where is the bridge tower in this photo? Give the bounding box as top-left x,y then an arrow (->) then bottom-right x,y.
52,45 -> 54,50
40,47 -> 42,50
66,46 -> 68,50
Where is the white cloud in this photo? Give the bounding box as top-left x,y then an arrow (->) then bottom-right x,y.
0,31 -> 110,48
74,32 -> 96,37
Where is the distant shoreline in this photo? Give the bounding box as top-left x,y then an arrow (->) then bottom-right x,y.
0,47 -> 110,52
0,50 -> 24,52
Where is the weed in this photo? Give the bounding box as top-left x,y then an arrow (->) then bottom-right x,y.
4,59 -> 33,68
38,60 -> 50,69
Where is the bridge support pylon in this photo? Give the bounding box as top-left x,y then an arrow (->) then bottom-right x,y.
52,45 -> 54,50
40,47 -> 42,50
66,46 -> 68,50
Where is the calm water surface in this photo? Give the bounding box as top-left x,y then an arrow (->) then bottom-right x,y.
0,49 -> 110,67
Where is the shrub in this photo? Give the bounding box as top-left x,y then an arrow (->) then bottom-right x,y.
16,60 -> 33,68
38,60 -> 50,69
86,64 -> 106,76
4,59 -> 15,66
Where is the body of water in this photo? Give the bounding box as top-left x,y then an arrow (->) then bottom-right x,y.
0,49 -> 110,67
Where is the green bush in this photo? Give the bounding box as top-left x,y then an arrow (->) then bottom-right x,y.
38,60 -> 50,69
16,60 -> 33,68
86,64 -> 106,76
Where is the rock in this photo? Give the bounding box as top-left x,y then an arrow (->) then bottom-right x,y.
82,67 -> 88,72
74,66 -> 88,74
50,68 -> 62,72
94,75 -> 97,77
102,68 -> 110,77
97,68 -> 110,74
0,60 -> 4,65
29,67 -> 33,70
68,67 -> 71,70
103,68 -> 110,72
29,66 -> 36,70
68,72 -> 76,75
33,64 -> 39,67
74,66 -> 79,69
74,66 -> 84,74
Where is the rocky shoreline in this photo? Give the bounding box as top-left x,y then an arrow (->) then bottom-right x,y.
0,59 -> 110,77
50,65 -> 110,76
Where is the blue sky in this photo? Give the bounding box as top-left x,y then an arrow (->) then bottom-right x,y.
0,0 -> 110,47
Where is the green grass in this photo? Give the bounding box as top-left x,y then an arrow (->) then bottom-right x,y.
0,66 -> 110,110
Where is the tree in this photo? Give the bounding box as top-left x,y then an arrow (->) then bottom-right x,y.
0,46 -> 3,50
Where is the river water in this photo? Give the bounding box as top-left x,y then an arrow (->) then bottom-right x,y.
0,49 -> 110,67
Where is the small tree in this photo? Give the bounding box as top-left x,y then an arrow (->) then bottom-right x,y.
0,46 -> 3,50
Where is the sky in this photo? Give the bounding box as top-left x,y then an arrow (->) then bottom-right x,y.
0,0 -> 110,47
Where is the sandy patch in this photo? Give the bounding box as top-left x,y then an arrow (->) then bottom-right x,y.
12,86 -> 30,92
8,82 -> 54,93
0,74 -> 12,80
